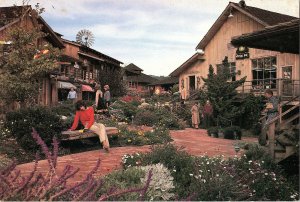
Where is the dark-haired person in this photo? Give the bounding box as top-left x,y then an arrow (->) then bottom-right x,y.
69,100 -> 110,152
260,89 -> 279,145
94,84 -> 105,113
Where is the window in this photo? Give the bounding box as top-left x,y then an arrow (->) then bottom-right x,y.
216,62 -> 236,81
252,57 -> 277,90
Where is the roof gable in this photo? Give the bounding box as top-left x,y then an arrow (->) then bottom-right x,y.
196,1 -> 297,50
124,63 -> 144,73
0,6 -> 64,49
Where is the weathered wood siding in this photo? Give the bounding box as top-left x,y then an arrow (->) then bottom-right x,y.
179,10 -> 299,99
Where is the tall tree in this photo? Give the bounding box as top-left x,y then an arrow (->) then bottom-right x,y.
201,56 -> 246,126
0,5 -> 60,107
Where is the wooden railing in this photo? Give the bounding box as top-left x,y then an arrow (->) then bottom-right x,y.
261,95 -> 300,159
238,79 -> 300,97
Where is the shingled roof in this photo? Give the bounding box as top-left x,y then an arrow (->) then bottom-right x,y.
126,73 -> 158,84
150,76 -> 179,86
124,63 -> 143,74
196,1 -> 297,50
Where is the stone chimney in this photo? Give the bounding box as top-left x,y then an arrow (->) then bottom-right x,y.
239,0 -> 246,8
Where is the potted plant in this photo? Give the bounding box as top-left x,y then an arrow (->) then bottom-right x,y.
207,126 -> 219,138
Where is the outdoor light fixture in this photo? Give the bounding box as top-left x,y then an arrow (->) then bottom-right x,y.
196,49 -> 204,54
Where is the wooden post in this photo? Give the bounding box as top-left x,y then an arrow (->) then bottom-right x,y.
268,122 -> 276,159
259,118 -> 267,146
279,104 -> 282,124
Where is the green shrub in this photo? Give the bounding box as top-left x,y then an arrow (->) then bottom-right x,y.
5,107 -> 63,151
223,126 -> 242,140
135,144 -> 195,198
111,100 -> 139,121
51,102 -> 75,116
134,109 -> 156,126
110,126 -> 172,147
98,167 -> 145,201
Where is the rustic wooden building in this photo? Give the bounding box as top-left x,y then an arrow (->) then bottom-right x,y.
170,0 -> 299,100
54,38 -> 123,102
0,6 -> 65,109
149,76 -> 178,95
123,63 -> 158,94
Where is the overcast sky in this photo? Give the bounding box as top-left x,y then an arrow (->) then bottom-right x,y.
1,0 -> 299,76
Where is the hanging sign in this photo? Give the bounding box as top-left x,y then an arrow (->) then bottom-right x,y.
235,46 -> 249,60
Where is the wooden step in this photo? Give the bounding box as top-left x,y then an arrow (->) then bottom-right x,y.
274,144 -> 285,152
276,135 -> 295,146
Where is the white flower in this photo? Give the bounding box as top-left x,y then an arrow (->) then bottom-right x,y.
189,174 -> 194,176
202,179 -> 206,183
216,174 -> 219,177
264,173 -> 268,176
207,162 -> 210,165
250,171 -> 254,175
173,169 -> 176,172
248,160 -> 252,163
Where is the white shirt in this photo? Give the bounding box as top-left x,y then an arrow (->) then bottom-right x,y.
68,90 -> 77,99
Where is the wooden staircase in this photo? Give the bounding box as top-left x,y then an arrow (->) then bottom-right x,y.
262,96 -> 299,163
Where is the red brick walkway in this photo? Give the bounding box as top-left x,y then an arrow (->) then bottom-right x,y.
16,128 -> 257,183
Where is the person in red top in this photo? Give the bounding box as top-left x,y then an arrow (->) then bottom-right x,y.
203,100 -> 213,129
69,100 -> 110,151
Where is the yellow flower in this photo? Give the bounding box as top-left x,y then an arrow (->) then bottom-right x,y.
137,131 -> 144,136
128,139 -> 132,143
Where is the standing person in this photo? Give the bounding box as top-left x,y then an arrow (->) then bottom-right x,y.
69,100 -> 110,152
263,89 -> 279,126
67,87 -> 77,103
191,102 -> 200,129
260,89 -> 279,145
103,85 -> 111,108
94,84 -> 105,113
203,100 -> 213,128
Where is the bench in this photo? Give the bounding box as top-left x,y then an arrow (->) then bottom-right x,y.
61,127 -> 118,141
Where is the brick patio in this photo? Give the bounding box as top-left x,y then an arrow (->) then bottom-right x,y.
16,128 -> 257,183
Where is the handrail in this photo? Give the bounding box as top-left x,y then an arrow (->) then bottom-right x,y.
267,102 -> 300,126
280,95 -> 300,108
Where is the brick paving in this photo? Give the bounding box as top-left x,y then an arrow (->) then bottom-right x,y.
16,128 -> 257,183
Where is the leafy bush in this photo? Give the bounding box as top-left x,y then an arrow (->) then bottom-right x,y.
111,100 -> 139,121
121,143 -> 299,201
5,107 -> 63,151
223,126 -> 242,140
123,144 -> 195,198
140,163 -> 175,200
134,109 -> 156,126
172,104 -> 192,127
109,126 -> 172,147
51,102 -> 75,116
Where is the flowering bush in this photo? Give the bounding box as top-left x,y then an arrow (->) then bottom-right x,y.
121,144 -> 299,201
5,106 -> 63,151
120,95 -> 141,103
110,126 -> 172,147
110,100 -> 139,121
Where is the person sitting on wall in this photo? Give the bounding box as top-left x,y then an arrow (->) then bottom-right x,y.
69,100 -> 110,152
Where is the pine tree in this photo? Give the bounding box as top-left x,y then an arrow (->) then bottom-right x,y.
202,56 -> 246,126
0,5 -> 60,106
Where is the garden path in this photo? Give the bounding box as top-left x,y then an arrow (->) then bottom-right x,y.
16,128 -> 257,184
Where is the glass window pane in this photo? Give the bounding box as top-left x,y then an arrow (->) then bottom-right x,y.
252,59 -> 257,69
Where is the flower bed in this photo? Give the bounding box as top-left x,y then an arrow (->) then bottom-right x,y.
109,126 -> 172,147
120,144 -> 299,201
